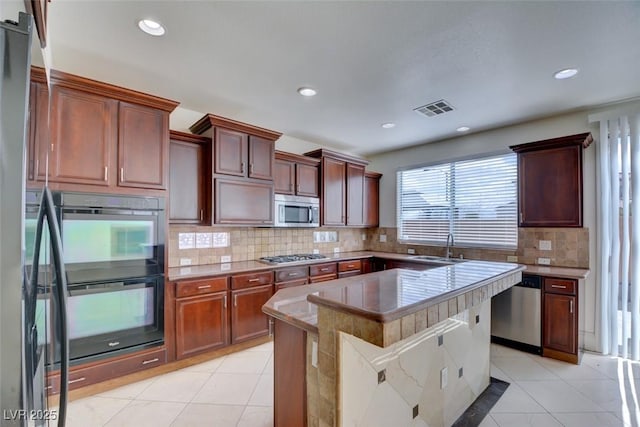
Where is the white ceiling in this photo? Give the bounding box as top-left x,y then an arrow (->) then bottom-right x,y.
37,1 -> 640,155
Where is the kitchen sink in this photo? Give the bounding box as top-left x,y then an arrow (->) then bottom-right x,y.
409,255 -> 467,264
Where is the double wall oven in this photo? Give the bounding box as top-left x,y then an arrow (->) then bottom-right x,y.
27,191 -> 166,366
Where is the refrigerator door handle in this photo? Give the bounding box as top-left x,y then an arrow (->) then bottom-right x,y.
30,187 -> 69,426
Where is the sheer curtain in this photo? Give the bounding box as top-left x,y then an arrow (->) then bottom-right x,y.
591,107 -> 640,359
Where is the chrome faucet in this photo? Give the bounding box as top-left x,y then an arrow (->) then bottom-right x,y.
445,233 -> 454,259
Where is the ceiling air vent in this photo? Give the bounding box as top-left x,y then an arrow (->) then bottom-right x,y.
413,99 -> 455,117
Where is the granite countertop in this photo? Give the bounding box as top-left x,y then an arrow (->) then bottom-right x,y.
522,265 -> 590,279
263,260 -> 524,333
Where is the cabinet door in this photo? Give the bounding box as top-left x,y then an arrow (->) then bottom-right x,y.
215,128 -> 247,177
231,284 -> 273,344
274,159 -> 295,194
118,102 -> 168,189
322,157 -> 346,225
346,163 -> 365,226
296,163 -> 319,197
49,85 -> 116,185
519,145 -> 582,227
28,82 -> 50,183
175,292 -> 229,359
169,139 -> 208,224
215,178 -> 274,225
364,174 -> 380,227
543,293 -> 577,355
248,136 -> 274,180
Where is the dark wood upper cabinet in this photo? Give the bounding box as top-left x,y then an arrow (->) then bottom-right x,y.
118,102 -> 169,189
214,178 -> 274,225
27,67 -> 179,194
274,159 -> 295,195
305,149 -> 380,227
274,151 -> 320,197
322,157 -> 347,226
364,172 -> 382,227
248,136 -> 274,180
49,85 -> 117,186
169,131 -> 211,224
510,133 -> 592,228
346,163 -> 365,226
190,114 -> 282,226
215,128 -> 247,177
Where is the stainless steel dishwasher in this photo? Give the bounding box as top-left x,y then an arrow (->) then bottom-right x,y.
491,274 -> 542,354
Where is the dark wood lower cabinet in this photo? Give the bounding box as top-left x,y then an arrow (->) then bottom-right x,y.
231,284 -> 274,344
275,278 -> 308,291
542,277 -> 579,364
273,319 -> 307,427
175,291 -> 229,359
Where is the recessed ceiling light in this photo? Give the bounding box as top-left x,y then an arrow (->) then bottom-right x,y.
554,68 -> 578,80
381,122 -> 396,129
456,126 -> 470,132
297,87 -> 317,97
138,19 -> 165,36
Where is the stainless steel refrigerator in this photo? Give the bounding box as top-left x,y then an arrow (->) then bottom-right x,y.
0,12 -> 69,427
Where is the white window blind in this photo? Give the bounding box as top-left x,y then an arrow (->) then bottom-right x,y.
397,153 -> 518,249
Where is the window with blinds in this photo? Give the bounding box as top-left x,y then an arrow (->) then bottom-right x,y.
397,152 -> 518,249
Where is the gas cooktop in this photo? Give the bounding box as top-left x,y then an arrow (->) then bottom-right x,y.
258,254 -> 327,265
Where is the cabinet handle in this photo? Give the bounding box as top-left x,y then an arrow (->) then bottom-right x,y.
45,385 -> 53,390
35,160 -> 39,177
320,268 -> 330,272
250,163 -> 254,174
347,264 -> 355,268
290,184 -> 293,192
50,143 -> 54,152
68,377 -> 86,385
197,285 -> 211,289
241,162 -> 245,173
248,278 -> 260,282
223,295 -> 227,308
551,285 -> 567,289
234,294 -> 238,307
142,357 -> 160,365
288,272 -> 298,276
200,209 -> 204,221
570,300 -> 574,314
104,166 -> 108,181
519,212 -> 523,223
297,184 -> 300,193
120,167 -> 124,182
108,341 -> 120,347
269,319 -> 274,337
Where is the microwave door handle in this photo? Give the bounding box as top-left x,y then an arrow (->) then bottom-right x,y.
309,206 -> 313,223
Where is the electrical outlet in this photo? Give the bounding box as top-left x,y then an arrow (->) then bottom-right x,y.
408,248 -> 415,254
440,367 -> 448,389
221,255 -> 231,263
311,340 -> 318,368
507,255 -> 518,262
334,247 -> 340,254
538,257 -> 551,265
361,233 -> 367,241
539,240 -> 552,251
179,258 -> 192,266
380,234 -> 387,242
313,249 -> 320,254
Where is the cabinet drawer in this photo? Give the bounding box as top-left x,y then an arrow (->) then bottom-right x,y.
274,266 -> 308,283
309,262 -> 337,277
338,259 -> 362,272
176,277 -> 228,298
338,270 -> 361,279
231,271 -> 273,290
544,278 -> 577,295
275,278 -> 308,291
309,274 -> 338,283
47,347 -> 166,395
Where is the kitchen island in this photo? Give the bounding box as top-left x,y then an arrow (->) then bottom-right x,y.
263,260 -> 523,427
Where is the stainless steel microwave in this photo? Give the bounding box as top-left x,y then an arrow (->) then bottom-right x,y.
274,194 -> 320,227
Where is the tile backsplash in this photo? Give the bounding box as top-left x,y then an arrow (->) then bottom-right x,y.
168,226 -> 367,267
367,227 -> 589,268
169,225 -> 588,269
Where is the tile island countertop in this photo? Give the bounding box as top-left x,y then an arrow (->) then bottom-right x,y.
263,260 -> 524,333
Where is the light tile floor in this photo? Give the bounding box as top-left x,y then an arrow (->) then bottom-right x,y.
65,342 -> 640,426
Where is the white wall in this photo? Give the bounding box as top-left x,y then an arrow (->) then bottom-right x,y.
368,108 -> 603,351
